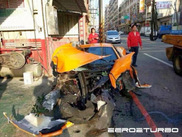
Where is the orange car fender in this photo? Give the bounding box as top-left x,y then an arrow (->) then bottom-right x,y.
109,52 -> 134,88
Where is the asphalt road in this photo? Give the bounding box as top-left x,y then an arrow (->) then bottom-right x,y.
112,35 -> 182,137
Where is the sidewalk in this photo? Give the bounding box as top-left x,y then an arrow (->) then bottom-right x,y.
0,76 -> 55,137
0,76 -> 113,137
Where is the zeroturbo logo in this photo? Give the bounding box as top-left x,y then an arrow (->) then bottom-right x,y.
108,128 -> 179,133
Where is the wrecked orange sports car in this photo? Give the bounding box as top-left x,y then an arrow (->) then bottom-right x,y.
51,43 -> 150,125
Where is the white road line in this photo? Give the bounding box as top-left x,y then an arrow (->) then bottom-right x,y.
143,53 -> 173,68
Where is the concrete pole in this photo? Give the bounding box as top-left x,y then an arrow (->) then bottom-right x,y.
145,4 -> 147,35
129,0 -> 130,22
99,0 -> 103,42
174,0 -> 179,30
150,0 -> 155,41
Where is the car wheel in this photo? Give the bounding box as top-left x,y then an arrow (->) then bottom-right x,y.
158,34 -> 163,39
173,55 -> 182,76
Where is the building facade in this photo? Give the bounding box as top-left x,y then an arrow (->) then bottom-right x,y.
105,5 -> 110,32
117,0 -> 181,33
118,0 -> 139,33
0,0 -> 89,75
105,0 -> 123,30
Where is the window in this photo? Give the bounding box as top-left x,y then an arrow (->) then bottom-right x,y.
58,13 -> 79,36
84,47 -> 117,64
107,31 -> 119,35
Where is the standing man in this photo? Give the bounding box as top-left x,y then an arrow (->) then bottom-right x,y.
127,23 -> 142,67
88,28 -> 99,44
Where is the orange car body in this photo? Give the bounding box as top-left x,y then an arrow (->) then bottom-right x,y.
52,43 -> 133,88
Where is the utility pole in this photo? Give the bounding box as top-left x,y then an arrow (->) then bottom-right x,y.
151,0 -> 154,40
144,4 -> 147,35
150,0 -> 157,41
99,0 -> 103,42
129,0 -> 130,23
174,0 -> 179,30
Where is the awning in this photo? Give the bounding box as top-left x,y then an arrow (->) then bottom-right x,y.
157,15 -> 172,22
53,0 -> 87,14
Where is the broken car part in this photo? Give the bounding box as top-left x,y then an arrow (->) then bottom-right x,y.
3,112 -> 73,136
42,90 -> 60,111
109,52 -> 134,88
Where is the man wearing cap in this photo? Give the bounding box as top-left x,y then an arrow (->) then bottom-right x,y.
127,23 -> 142,67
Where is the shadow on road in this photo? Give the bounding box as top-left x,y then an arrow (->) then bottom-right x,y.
33,76 -> 54,97
0,77 -> 13,99
12,105 -> 24,121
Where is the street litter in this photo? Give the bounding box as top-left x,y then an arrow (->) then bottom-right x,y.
135,82 -> 152,88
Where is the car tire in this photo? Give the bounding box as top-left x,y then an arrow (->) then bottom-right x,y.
158,34 -> 163,39
173,55 -> 182,76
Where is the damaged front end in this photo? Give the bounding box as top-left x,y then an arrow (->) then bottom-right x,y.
51,45 -> 115,124
50,43 -> 151,123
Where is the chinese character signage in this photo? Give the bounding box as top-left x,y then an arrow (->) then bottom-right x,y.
139,0 -> 145,13
156,1 -> 172,9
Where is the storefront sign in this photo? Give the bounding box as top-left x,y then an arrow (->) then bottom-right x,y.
139,0 -> 145,13
156,1 -> 172,9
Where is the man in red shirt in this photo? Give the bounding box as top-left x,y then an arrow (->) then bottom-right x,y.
88,28 -> 99,44
127,23 -> 142,67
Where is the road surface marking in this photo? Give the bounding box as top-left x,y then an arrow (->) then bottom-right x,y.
141,50 -> 165,52
129,91 -> 163,137
144,53 -> 173,68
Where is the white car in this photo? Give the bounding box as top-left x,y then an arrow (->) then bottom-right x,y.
106,30 -> 121,44
140,27 -> 150,36
140,27 -> 158,37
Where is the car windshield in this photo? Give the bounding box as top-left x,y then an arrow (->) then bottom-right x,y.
84,47 -> 117,65
107,31 -> 119,35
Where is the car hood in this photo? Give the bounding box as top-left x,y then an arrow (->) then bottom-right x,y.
52,43 -> 108,73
